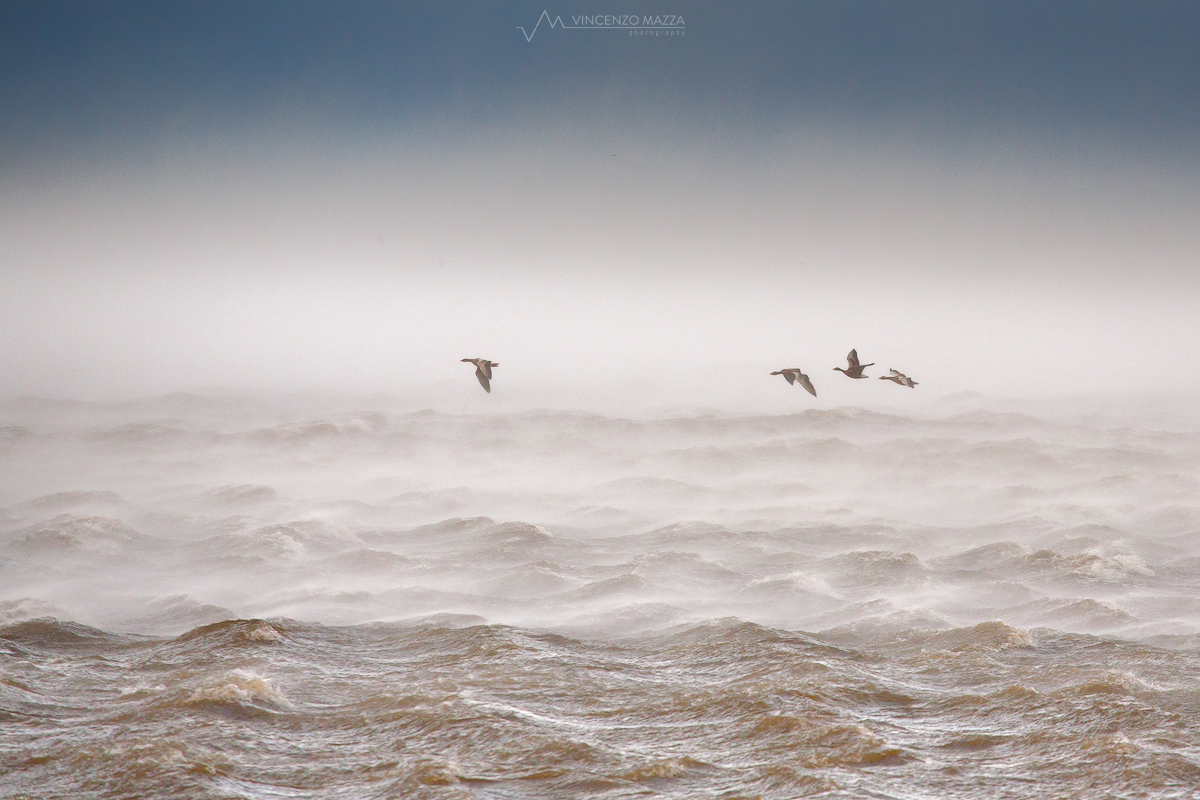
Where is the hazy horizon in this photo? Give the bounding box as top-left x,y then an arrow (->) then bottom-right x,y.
2,1 -> 1197,408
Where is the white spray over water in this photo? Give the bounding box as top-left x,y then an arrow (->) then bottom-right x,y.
2,391 -> 1197,647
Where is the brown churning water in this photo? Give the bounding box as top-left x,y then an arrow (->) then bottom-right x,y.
2,395 -> 1200,798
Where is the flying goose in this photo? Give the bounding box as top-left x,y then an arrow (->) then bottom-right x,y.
833,349 -> 874,379
880,369 -> 918,388
461,358 -> 498,393
771,368 -> 817,397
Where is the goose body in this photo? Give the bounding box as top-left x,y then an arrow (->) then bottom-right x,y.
771,368 -> 817,397
880,369 -> 918,388
461,358 -> 499,392
833,349 -> 874,379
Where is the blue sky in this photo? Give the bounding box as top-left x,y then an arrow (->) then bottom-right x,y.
1,2 -> 1198,403
4,1 -> 1198,166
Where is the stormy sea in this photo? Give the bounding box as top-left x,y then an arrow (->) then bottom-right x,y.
3,392 -> 1200,799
